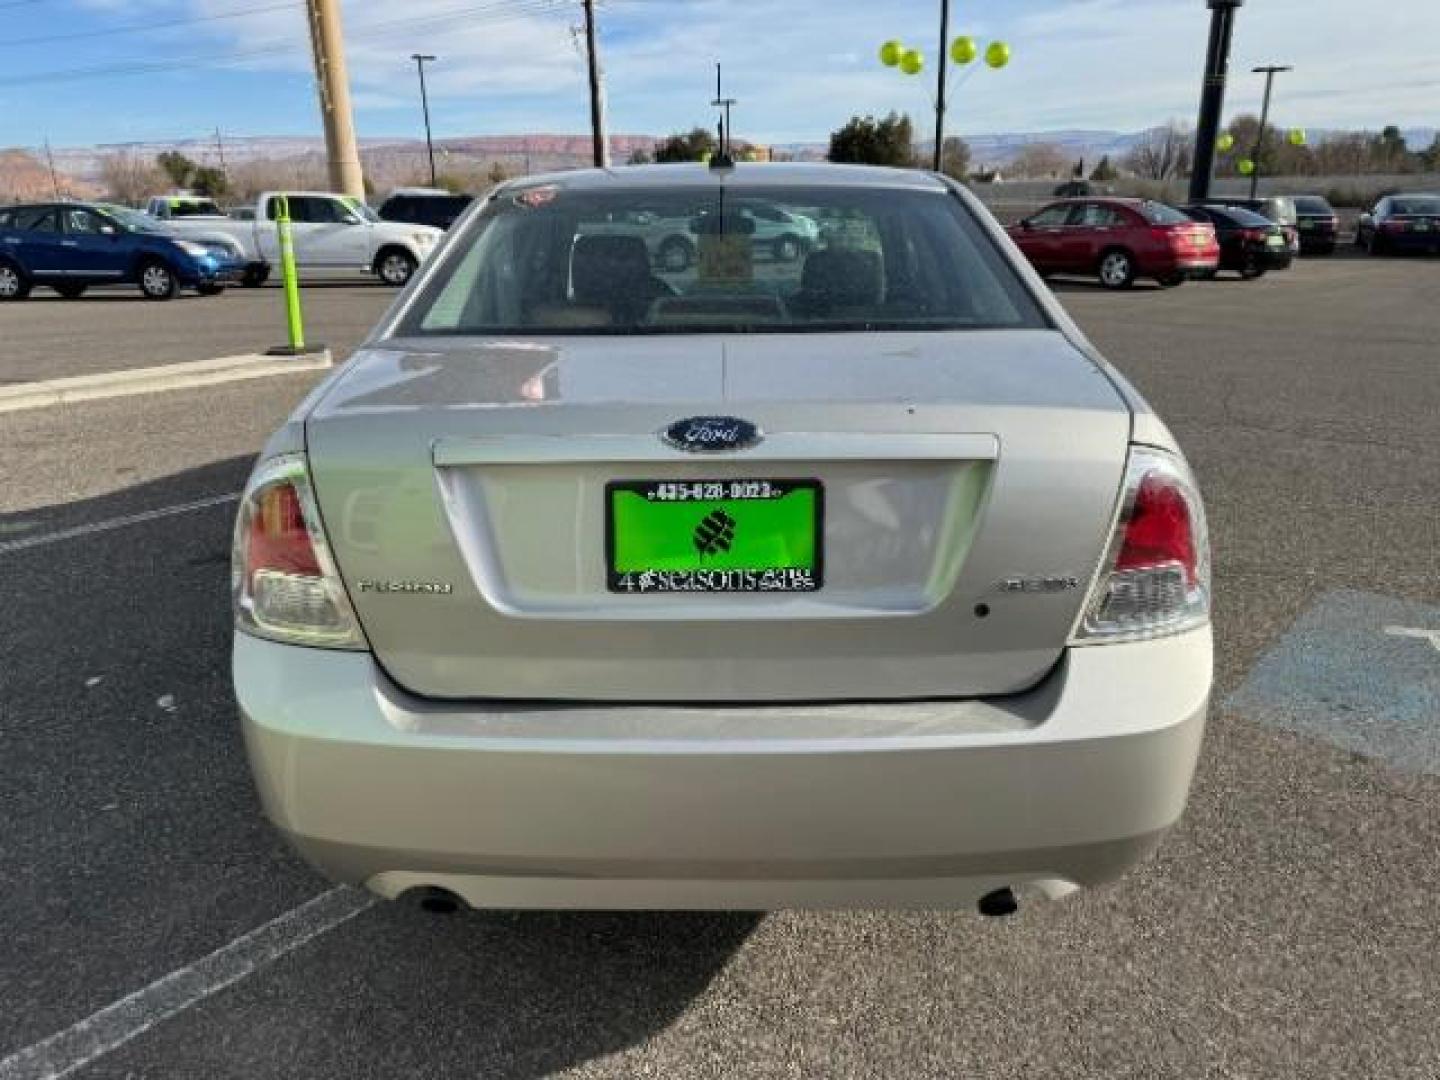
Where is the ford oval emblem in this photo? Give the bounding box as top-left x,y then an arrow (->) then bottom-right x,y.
660,416 -> 763,453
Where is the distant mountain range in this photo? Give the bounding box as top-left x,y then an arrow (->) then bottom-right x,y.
28,125 -> 1440,184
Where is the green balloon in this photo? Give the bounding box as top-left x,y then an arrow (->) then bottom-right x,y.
950,36 -> 978,65
984,40 -> 1011,69
1288,127 -> 1307,147
1237,158 -> 1255,176
900,48 -> 924,75
1216,132 -> 1235,152
879,40 -> 904,67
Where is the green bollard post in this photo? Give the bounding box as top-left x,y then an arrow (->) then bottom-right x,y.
266,195 -> 324,357
278,197 -> 304,351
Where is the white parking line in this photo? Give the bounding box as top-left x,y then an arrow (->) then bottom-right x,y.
1384,625 -> 1440,653
0,888 -> 375,1080
0,351 -> 331,414
0,494 -> 240,556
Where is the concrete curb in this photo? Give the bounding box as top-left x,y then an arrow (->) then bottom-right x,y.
0,350 -> 333,414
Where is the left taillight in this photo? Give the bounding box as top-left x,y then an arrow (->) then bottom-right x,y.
232,454 -> 365,649
1072,446 -> 1210,644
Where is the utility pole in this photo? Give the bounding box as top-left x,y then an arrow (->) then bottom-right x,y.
412,54 -> 438,187
214,127 -> 227,176
581,0 -> 609,167
305,0 -> 365,198
932,0 -> 950,172
1249,64 -> 1292,198
711,63 -> 736,157
1187,0 -> 1244,204
43,138 -> 60,198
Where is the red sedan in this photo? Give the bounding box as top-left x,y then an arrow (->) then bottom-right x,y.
1007,198 -> 1219,289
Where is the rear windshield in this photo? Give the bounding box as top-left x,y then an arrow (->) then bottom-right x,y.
1392,196 -> 1440,215
1293,196 -> 1333,214
1138,201 -> 1192,225
169,199 -> 223,217
400,184 -> 1047,335
1213,206 -> 1274,228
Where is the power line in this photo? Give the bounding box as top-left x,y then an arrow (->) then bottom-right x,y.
0,1 -> 302,51
0,0 -> 569,88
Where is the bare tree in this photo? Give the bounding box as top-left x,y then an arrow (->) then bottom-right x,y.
226,159 -> 328,203
1123,122 -> 1194,181
939,136 -> 971,182
1009,141 -> 1069,179
0,150 -> 46,202
1311,131 -> 1370,175
98,151 -> 165,206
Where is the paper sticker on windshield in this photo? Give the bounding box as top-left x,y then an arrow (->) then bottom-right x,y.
698,234 -> 754,284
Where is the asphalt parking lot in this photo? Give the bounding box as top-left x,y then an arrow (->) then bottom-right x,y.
2,252 -> 1438,1078
0,281 -> 391,385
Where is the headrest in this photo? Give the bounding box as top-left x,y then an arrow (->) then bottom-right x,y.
572,234 -> 654,301
799,248 -> 883,308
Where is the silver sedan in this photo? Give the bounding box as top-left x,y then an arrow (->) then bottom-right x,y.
233,162 -> 1212,914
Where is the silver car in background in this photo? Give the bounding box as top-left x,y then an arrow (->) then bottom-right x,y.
582,203 -> 819,272
233,163 -> 1212,913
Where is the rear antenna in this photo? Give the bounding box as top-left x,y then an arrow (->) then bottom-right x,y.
710,61 -> 737,169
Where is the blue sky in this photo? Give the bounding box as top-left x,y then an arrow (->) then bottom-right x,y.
2,0 -> 1437,150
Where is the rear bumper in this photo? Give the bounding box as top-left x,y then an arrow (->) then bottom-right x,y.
236,627 -> 1212,910
1158,254 -> 1219,277
1297,225 -> 1337,250
1236,246 -> 1294,271
1378,232 -> 1440,252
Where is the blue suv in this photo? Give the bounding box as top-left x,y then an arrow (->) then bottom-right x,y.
0,202 -> 246,301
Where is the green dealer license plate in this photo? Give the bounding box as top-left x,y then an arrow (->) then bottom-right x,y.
607,479 -> 823,593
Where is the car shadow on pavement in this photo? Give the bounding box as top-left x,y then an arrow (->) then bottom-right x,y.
2,456 -> 764,1077
252,279 -> 400,290
21,289 -> 213,302
0,454 -> 257,543
246,903 -> 766,1079
1045,278 -> 1166,293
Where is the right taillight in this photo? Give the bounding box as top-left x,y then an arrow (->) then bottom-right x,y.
1072,447 -> 1210,643
232,454 -> 365,649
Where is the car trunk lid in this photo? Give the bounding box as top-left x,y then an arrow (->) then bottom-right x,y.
305,331 -> 1131,702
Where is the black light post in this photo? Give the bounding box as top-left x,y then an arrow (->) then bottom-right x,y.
932,0 -> 950,172
1187,0 -> 1243,204
411,53 -> 438,187
1249,64 -> 1292,198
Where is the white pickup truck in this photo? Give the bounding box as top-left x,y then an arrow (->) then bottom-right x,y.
147,190 -> 443,287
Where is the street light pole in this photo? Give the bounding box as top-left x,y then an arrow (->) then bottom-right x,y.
411,54 -> 438,187
1187,0 -> 1244,204
1249,64 -> 1292,198
932,0 -> 950,172
711,62 -> 737,158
